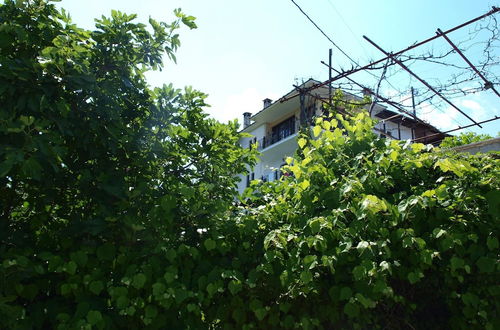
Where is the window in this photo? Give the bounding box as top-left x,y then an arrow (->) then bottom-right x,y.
246,172 -> 255,187
271,116 -> 296,144
248,137 -> 257,150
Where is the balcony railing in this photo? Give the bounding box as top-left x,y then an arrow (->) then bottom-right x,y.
247,117 -> 300,151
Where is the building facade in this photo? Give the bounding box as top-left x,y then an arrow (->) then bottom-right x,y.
237,79 -> 446,194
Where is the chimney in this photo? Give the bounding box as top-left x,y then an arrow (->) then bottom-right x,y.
263,98 -> 273,109
243,112 -> 252,128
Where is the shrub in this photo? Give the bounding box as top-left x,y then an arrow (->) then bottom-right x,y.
1,1 -> 498,329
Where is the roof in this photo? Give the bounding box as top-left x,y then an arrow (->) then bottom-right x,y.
239,79 -> 446,143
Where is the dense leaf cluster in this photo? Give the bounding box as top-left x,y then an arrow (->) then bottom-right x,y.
231,112 -> 499,329
1,1 -> 499,329
0,1 -> 255,328
440,132 -> 496,148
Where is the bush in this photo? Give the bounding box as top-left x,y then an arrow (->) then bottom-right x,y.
0,1 -> 254,328
224,112 -> 499,329
1,1 -> 498,329
440,132 -> 493,148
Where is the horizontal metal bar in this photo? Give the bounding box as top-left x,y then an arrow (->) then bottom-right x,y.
412,116 -> 500,142
363,36 -> 482,128
320,61 -> 428,126
436,28 -> 500,98
280,7 -> 499,104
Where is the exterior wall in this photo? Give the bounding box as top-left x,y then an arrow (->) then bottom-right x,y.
237,101 -> 302,193
236,81 -> 444,195
236,132 -> 298,194
237,104 -> 417,194
371,107 -> 414,140
373,120 -> 413,140
451,137 -> 500,154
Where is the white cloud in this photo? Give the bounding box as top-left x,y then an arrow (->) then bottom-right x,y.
206,88 -> 280,126
459,99 -> 486,120
418,102 -> 458,131
460,99 -> 481,112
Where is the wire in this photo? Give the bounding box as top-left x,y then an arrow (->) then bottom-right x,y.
289,3 -> 497,135
324,0 -> 369,56
289,0 -> 360,66
289,0 -> 401,93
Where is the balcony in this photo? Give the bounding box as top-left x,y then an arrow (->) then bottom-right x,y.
247,116 -> 300,151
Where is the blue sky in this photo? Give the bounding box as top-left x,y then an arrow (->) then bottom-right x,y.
57,0 -> 499,136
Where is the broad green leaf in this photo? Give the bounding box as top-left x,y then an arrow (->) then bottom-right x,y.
361,195 -> 387,214
340,287 -> 352,301
300,271 -> 313,283
204,238 -> 216,251
476,257 -> 495,273
164,272 -> 176,283
145,305 -> 158,319
299,179 -> 310,190
433,228 -> 446,239
411,143 -> 425,153
407,271 -> 423,284
87,310 -> 102,325
303,255 -> 317,265
70,251 -> 88,267
313,125 -> 322,137
249,299 -> 262,312
254,308 -> 267,321
486,236 -> 499,251
152,283 -> 165,296
450,257 -> 464,271
355,293 -> 375,308
298,138 -> 307,149
89,281 -> 104,295
343,302 -> 359,318
64,261 -> 77,275
132,273 -> 147,289
308,218 -> 321,234
61,283 -> 71,295
206,283 -> 216,296
228,280 -> 242,295
352,265 -> 366,280
413,237 -> 426,249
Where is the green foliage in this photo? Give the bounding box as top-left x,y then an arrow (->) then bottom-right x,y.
440,132 -> 493,148
229,111 -> 499,328
0,1 -> 255,328
1,1 -> 499,329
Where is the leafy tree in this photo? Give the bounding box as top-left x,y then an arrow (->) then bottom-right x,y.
440,132 -> 493,148
1,1 -> 499,329
221,112 -> 499,329
0,1 -> 254,328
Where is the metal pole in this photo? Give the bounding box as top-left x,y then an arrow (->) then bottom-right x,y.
363,35 -> 482,128
412,116 -> 500,142
411,87 -> 416,139
299,89 -> 306,127
329,48 -> 332,107
436,28 -> 500,98
279,7 -> 499,104
321,61 -> 427,125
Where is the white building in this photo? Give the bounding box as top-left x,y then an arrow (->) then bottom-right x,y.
237,79 -> 445,194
